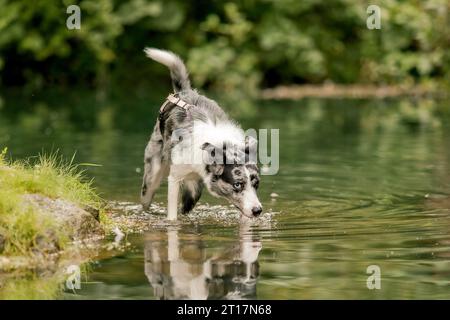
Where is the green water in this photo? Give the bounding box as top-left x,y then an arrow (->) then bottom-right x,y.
1,89 -> 450,299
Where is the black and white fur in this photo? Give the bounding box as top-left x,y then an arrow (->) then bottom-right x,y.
141,48 -> 262,220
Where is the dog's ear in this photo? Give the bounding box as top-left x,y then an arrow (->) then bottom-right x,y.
245,135 -> 258,164
201,142 -> 221,158
206,163 -> 224,176
201,142 -> 224,176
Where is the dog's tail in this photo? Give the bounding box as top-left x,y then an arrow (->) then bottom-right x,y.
144,48 -> 191,92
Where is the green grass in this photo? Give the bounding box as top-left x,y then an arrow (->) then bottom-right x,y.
0,147 -> 103,258
0,274 -> 64,300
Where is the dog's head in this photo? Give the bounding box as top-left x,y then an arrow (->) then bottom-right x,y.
201,137 -> 262,218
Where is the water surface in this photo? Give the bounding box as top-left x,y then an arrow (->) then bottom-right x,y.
1,90 -> 450,299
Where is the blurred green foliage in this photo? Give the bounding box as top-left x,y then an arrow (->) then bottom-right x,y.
0,0 -> 448,92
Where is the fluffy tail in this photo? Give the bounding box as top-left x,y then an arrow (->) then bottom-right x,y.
144,48 -> 191,92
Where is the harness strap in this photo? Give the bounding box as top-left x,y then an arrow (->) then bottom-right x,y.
158,93 -> 195,134
159,93 -> 195,114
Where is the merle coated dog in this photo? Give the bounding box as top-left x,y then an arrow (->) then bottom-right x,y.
141,48 -> 262,220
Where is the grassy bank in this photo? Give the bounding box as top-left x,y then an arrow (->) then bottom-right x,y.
0,148 -> 104,260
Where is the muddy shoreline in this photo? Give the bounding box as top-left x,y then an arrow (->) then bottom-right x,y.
261,83 -> 446,100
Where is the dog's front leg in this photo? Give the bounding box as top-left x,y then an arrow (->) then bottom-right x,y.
167,175 -> 180,220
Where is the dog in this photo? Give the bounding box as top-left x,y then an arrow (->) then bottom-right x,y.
144,224 -> 261,299
141,48 -> 262,220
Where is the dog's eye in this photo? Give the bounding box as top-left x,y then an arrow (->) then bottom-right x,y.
233,182 -> 243,190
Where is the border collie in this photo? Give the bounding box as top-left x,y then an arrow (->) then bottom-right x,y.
141,48 -> 262,220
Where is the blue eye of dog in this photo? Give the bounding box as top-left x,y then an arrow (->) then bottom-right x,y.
233,182 -> 243,190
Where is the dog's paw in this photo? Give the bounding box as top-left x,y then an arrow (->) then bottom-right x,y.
141,203 -> 150,212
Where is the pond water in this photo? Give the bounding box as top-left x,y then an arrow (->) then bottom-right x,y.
1,89 -> 450,299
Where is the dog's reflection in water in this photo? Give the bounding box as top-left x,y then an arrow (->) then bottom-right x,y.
144,224 -> 262,300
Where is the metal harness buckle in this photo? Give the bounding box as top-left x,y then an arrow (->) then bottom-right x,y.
159,93 -> 194,114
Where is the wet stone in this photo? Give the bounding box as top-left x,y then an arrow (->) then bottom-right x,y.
23,194 -> 104,241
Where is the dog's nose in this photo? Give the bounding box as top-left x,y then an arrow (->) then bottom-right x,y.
252,206 -> 262,217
